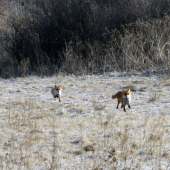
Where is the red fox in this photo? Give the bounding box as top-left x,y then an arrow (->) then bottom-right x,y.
112,89 -> 131,112
51,85 -> 62,102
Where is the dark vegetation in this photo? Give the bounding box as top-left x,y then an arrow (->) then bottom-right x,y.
1,0 -> 170,78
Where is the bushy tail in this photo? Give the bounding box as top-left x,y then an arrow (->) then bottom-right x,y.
112,93 -> 118,99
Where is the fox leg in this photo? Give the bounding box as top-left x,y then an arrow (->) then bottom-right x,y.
128,104 -> 131,108
117,101 -> 120,109
123,105 -> 126,112
58,96 -> 61,102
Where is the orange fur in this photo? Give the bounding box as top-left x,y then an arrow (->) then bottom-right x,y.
112,89 -> 131,112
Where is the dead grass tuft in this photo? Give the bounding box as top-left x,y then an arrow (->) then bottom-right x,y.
162,152 -> 170,158
112,156 -> 117,162
109,147 -> 116,157
123,85 -> 137,91
83,145 -> 95,152
149,92 -> 161,102
131,142 -> 138,149
71,150 -> 83,155
148,134 -> 163,142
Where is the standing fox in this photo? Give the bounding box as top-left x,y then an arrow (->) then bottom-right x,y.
112,89 -> 131,112
51,85 -> 62,102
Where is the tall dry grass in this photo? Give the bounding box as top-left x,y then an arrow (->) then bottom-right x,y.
0,74 -> 170,169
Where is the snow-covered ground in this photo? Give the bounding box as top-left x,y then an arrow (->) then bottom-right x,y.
0,72 -> 170,169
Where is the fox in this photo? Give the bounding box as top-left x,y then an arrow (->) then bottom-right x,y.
51,85 -> 62,102
112,89 -> 131,112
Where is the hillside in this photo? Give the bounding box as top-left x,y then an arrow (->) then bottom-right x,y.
1,0 -> 170,77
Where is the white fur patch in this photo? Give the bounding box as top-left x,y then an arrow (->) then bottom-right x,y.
58,89 -> 62,96
51,88 -> 62,97
123,94 -> 131,105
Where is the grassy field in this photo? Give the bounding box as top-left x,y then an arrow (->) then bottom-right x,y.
0,72 -> 170,169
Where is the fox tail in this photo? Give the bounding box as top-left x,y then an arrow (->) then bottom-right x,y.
112,92 -> 118,99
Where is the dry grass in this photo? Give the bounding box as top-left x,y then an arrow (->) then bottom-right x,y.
0,73 -> 170,169
149,92 -> 161,102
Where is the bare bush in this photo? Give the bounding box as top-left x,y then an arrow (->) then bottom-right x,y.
112,16 -> 170,73
1,0 -> 170,77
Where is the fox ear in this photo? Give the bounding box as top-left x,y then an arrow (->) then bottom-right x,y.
55,85 -> 57,88
128,89 -> 130,92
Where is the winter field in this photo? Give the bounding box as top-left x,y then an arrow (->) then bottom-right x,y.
0,72 -> 170,170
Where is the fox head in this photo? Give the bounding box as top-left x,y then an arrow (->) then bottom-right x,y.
123,89 -> 130,96
55,85 -> 62,91
123,89 -> 131,106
